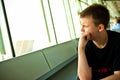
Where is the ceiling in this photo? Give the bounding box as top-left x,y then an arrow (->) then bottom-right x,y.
103,0 -> 120,18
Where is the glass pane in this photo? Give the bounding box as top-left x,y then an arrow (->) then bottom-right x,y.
92,0 -> 99,3
88,0 -> 92,5
81,2 -> 88,10
4,0 -> 55,56
69,0 -> 81,38
63,0 -> 76,39
49,0 -> 71,43
42,0 -> 56,44
0,0 -> 13,61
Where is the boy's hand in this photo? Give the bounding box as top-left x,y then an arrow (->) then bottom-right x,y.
78,33 -> 91,49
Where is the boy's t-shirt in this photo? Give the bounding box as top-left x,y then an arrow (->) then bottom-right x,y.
85,30 -> 120,80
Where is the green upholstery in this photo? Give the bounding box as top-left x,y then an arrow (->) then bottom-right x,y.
42,40 -> 77,69
0,39 -> 78,80
0,50 -> 50,80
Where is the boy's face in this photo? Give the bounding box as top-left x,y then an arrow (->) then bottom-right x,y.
80,16 -> 100,40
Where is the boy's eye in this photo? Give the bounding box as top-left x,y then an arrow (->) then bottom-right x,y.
83,25 -> 88,28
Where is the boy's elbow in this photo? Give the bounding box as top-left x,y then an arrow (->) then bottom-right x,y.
78,75 -> 91,80
78,73 -> 92,80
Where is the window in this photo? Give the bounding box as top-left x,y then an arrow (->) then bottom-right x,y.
0,0 -> 13,61
49,0 -> 71,43
0,0 -> 101,61
69,0 -> 81,38
3,0 -> 56,56
3,0 -> 76,57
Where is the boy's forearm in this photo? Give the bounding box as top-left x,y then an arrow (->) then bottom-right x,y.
78,48 -> 92,80
101,71 -> 120,80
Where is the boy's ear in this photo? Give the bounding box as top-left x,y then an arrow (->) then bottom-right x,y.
98,24 -> 105,32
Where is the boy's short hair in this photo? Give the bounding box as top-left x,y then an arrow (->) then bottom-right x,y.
79,3 -> 110,29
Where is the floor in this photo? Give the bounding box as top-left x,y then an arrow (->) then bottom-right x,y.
46,59 -> 78,80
